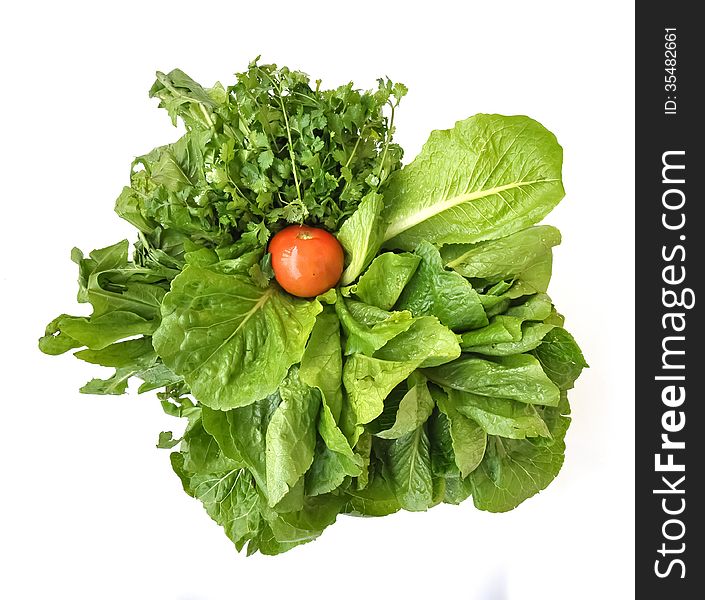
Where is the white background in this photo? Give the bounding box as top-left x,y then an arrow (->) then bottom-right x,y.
1,1 -> 635,598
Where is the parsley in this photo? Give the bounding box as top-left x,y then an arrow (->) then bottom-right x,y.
118,58 -> 406,253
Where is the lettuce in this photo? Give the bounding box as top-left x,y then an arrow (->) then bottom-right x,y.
154,264 -> 321,410
40,60 -> 586,555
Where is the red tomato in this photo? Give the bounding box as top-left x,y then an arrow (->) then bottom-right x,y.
268,225 -> 345,298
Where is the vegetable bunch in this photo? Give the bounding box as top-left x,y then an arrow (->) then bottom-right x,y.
40,60 -> 586,556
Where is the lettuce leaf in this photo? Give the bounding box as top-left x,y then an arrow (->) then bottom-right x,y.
468,405 -> 571,512
396,242 -> 488,331
265,368 -> 320,506
442,225 -> 561,284
381,424 -> 434,511
425,354 -> 561,406
382,115 -> 565,250
373,372 -> 435,440
153,264 -> 321,409
352,251 -> 420,310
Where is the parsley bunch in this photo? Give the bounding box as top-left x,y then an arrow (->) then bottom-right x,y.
117,59 -> 406,251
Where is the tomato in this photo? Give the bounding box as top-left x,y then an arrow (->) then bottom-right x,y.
268,225 -> 345,298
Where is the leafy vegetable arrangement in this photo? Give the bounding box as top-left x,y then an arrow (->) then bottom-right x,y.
40,59 -> 586,555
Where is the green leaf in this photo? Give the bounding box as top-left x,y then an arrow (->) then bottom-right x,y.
305,440 -> 351,496
544,308 -> 566,327
443,476 -> 474,505
442,225 -> 561,284
374,316 -> 461,367
154,265 -> 321,409
342,355 -> 418,430
265,369 -> 320,506
72,240 -> 167,320
136,362 -> 183,393
157,431 -> 181,449
353,252 -> 420,310
318,403 -> 361,473
383,426 -> 434,511
38,315 -> 82,355
259,494 -> 344,553
193,468 -> 261,551
299,306 -> 359,482
382,115 -> 564,250
201,395 -> 281,493
345,300 -> 395,325
505,293 -> 554,321
460,315 -> 525,348
300,308 -> 344,420
150,69 -> 219,129
464,322 -> 556,356
533,327 -> 589,390
337,193 -> 386,285
150,134 -> 205,192
40,239 -> 171,363
446,388 -> 550,439
170,419 -> 263,553
73,337 -> 155,366
73,337 -> 179,395
343,474 -> 401,517
374,373 -> 434,439
425,354 -> 561,406
335,295 -> 414,356
181,419 -> 236,474
460,294 -> 556,355
428,408 -> 458,477
60,312 -> 157,351
433,388 -> 487,476
468,408 -> 570,512
352,431 -> 373,490
396,242 -> 488,331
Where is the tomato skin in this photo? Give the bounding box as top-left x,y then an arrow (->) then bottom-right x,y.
268,225 -> 345,298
